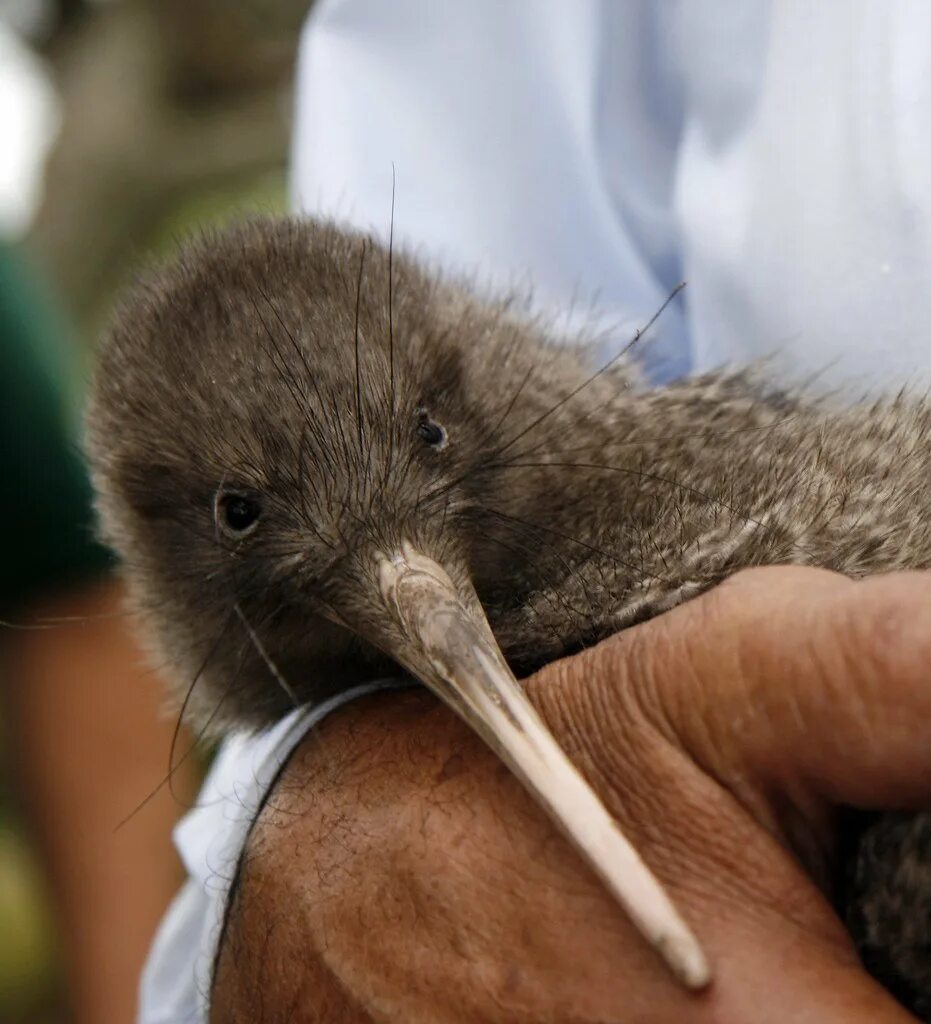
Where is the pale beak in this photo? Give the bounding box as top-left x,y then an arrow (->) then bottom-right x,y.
375,541 -> 711,990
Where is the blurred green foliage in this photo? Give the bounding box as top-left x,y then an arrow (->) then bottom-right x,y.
0,825 -> 59,1020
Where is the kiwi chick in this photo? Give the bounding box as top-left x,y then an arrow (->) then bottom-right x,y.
86,217 -> 931,1015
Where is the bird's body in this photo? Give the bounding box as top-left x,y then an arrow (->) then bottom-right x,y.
87,218 -> 931,1016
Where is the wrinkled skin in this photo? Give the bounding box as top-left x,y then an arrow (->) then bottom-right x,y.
213,567 -> 931,1023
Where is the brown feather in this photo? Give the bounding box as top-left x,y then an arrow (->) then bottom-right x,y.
86,216 -> 931,1014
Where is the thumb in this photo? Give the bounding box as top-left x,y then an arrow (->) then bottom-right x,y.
627,565 -> 930,1022
643,566 -> 931,811
525,565 -> 929,1022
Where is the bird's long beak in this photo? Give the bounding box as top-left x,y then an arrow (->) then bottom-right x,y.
374,541 -> 711,990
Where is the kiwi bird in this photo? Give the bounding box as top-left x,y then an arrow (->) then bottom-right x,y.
86,217 -> 931,1015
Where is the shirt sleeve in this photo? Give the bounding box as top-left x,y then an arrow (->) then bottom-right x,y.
137,681 -> 409,1024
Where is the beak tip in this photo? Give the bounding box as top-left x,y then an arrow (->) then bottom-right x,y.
663,934 -> 712,991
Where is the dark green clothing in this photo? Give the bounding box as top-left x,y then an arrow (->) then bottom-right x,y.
0,245 -> 111,615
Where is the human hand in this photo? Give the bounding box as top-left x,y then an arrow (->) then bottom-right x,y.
211,566 -> 931,1022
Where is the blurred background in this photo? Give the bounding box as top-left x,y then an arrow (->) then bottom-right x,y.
0,1 -> 310,1020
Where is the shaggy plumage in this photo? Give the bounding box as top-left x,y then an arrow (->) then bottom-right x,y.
86,217 -> 931,1015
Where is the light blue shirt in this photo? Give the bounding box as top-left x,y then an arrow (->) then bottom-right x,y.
292,0 -> 931,392
140,3 -> 931,1020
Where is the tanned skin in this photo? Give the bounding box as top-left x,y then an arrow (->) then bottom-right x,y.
214,567 -> 931,1023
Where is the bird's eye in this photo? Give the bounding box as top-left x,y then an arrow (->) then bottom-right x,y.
416,409 -> 448,450
216,492 -> 262,536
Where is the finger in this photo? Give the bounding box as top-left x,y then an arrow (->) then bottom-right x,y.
624,566 -> 931,811
520,575 -> 926,1022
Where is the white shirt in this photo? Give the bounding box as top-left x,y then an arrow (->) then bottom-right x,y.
139,3 -> 931,1020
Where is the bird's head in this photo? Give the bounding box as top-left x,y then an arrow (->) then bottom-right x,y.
86,216 -> 588,728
